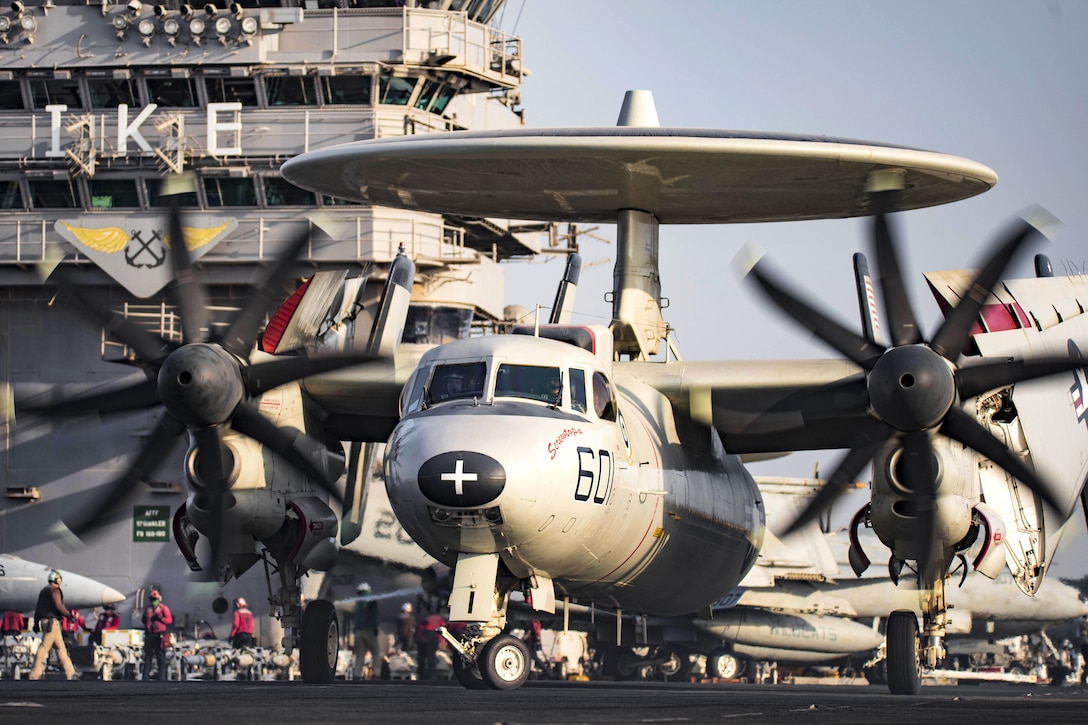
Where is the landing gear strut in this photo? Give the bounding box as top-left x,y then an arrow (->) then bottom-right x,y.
440,572 -> 532,690
266,554 -> 338,683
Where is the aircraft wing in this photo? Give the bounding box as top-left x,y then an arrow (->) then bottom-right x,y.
624,358 -> 866,457
925,269 -> 1088,586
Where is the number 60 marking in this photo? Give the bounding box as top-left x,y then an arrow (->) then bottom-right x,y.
575,447 -> 614,504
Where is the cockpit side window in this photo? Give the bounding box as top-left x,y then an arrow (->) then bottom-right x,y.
496,364 -> 562,404
569,368 -> 587,414
592,372 -> 616,421
401,368 -> 426,415
427,362 -> 486,404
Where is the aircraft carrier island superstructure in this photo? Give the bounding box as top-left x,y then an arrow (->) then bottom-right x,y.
0,0 -> 567,654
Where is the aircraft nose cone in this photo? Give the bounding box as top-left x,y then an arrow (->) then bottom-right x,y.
417,451 -> 506,507
102,585 -> 126,605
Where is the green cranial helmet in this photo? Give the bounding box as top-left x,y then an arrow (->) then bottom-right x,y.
48,570 -> 62,584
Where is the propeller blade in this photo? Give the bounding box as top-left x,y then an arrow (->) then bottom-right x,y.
58,413 -> 185,541
930,218 -> 1043,360
191,426 -> 231,578
166,193 -> 211,345
895,431 -> 940,581
871,199 -> 923,347
241,354 -> 377,398
939,406 -> 1064,512
231,401 -> 342,503
957,356 -> 1088,400
782,425 -> 893,537
21,379 -> 161,417
745,255 -> 885,368
220,227 -> 312,360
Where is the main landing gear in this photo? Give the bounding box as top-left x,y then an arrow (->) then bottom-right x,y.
886,576 -> 948,695
266,556 -> 339,683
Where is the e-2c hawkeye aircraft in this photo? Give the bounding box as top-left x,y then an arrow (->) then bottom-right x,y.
24,91 -> 1087,693
280,90 -> 1088,692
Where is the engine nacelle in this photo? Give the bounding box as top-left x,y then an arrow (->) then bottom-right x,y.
869,434 -> 979,562
286,495 -> 339,571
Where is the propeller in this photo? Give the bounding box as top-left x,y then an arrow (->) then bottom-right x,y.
32,176 -> 374,571
740,193 -> 1082,575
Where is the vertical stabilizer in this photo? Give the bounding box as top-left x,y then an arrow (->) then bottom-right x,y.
853,253 -> 883,346
548,253 -> 582,324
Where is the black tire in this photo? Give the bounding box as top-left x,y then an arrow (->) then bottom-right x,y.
886,610 -> 921,695
478,634 -> 531,690
299,599 -> 339,684
706,647 -> 744,680
657,647 -> 692,680
615,649 -> 643,680
452,655 -> 489,690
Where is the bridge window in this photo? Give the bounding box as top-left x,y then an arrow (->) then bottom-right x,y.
496,364 -> 562,404
428,362 -> 486,404
321,75 -> 372,105
204,177 -> 257,207
28,178 -> 79,209
263,176 -> 315,207
88,178 -> 141,209
205,77 -> 259,107
29,79 -> 83,110
86,78 -> 139,109
146,77 -> 197,108
0,180 -> 23,209
265,75 -> 316,106
378,74 -> 416,106
320,194 -> 363,207
147,179 -> 198,208
403,306 -> 473,345
0,80 -> 24,110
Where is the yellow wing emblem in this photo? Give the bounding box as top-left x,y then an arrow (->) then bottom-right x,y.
59,223 -> 129,254
166,222 -> 235,252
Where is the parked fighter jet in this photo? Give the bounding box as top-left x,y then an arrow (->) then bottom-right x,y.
20,91 -> 1088,693
0,554 -> 125,612
696,490 -> 1088,681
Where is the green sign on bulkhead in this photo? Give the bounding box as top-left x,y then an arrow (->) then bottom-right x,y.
133,505 -> 170,543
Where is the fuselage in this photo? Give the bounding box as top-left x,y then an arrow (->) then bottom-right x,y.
384,331 -> 764,617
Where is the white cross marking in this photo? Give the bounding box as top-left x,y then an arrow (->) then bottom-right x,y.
442,459 -> 477,495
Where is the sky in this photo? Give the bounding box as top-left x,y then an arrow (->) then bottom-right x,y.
490,1 -> 1088,579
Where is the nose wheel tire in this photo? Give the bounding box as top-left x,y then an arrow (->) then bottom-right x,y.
706,648 -> 745,680
478,634 -> 531,690
300,599 -> 339,684
887,609 -> 921,695
452,655 -> 489,690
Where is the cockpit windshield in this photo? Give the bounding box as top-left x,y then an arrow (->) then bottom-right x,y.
427,362 -> 486,404
496,364 -> 562,404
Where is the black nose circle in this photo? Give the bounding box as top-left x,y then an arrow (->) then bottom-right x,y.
417,451 -> 506,507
